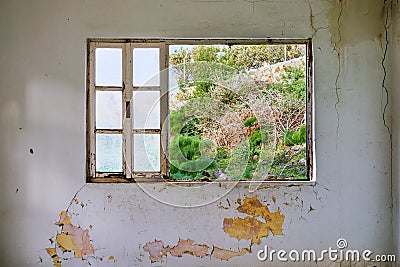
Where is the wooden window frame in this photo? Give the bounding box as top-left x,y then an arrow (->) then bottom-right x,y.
86,38 -> 314,183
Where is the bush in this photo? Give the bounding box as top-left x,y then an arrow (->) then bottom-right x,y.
169,134 -> 215,178
283,125 -> 306,146
170,109 -> 201,136
243,117 -> 257,127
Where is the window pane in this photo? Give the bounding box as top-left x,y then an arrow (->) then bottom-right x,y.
96,91 -> 122,129
132,91 -> 160,129
95,48 -> 122,86
96,134 -> 122,172
133,48 -> 160,86
134,134 -> 160,172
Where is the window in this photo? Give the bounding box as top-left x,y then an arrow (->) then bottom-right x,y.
86,39 -> 313,182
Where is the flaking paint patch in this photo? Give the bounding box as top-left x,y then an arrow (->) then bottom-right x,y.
143,240 -> 167,263
55,211 -> 95,258
46,248 -> 61,267
223,216 -> 269,244
212,247 -> 248,261
143,239 -> 209,262
143,196 -> 284,263
223,196 -> 284,244
168,238 -> 209,258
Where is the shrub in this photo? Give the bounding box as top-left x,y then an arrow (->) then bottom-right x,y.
243,116 -> 257,127
169,134 -> 215,178
283,125 -> 306,146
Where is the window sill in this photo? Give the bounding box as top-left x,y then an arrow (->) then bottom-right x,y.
87,176 -> 316,186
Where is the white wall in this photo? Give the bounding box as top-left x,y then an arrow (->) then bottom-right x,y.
0,0 -> 397,266
392,0 -> 400,258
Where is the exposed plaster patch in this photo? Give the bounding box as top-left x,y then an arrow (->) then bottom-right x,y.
223,216 -> 270,244
212,247 -> 248,260
143,239 -> 209,263
168,238 -> 209,257
223,196 -> 284,243
46,248 -> 61,267
143,240 -> 167,263
143,196 -> 284,263
55,211 -> 95,258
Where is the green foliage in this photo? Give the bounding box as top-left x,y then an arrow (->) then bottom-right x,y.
168,44 -> 307,180
243,117 -> 257,127
283,125 -> 306,146
219,45 -> 305,70
170,109 -> 201,136
249,128 -> 262,148
169,134 -> 215,179
268,65 -> 306,113
269,145 -> 307,179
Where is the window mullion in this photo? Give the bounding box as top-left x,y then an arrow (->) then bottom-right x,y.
123,43 -> 133,178
87,42 -> 96,179
160,43 -> 169,177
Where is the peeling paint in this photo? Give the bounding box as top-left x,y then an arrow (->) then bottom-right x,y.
223,196 -> 284,244
143,239 -> 209,262
212,247 -> 248,261
46,248 -> 61,267
143,240 -> 167,263
168,238 -> 209,258
55,211 -> 94,258
223,216 -> 270,244
143,196 -> 285,263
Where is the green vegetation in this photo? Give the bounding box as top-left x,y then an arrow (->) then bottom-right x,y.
169,44 -> 307,180
283,125 -> 306,146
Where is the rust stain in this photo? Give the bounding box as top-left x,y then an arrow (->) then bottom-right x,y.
143,240 -> 167,263
212,247 -> 248,261
167,238 -> 209,258
223,196 -> 284,244
46,248 -> 61,267
55,211 -> 95,258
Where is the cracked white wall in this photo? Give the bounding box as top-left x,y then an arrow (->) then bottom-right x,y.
392,0 -> 400,257
0,0 -> 397,266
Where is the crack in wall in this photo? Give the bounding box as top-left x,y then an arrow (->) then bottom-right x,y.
308,0 -> 329,38
382,0 -> 394,250
333,0 -> 344,145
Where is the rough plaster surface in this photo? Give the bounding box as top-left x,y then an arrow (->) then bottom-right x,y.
0,0 -> 398,266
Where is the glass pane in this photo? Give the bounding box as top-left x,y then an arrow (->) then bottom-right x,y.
134,134 -> 160,172
96,134 -> 122,172
132,91 -> 160,129
96,91 -> 122,129
133,48 -> 160,86
95,48 -> 122,86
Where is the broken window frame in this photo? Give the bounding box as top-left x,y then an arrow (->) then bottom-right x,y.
86,38 -> 314,183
